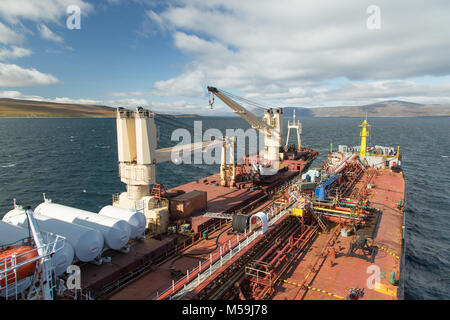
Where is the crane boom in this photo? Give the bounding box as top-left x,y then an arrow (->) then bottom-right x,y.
207,87 -> 272,135
154,140 -> 223,163
207,86 -> 284,163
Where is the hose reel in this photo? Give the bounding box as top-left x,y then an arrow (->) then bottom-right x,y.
232,214 -> 249,233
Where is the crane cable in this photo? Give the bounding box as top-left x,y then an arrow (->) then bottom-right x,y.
218,89 -> 271,111
156,113 -> 195,129
155,116 -> 194,133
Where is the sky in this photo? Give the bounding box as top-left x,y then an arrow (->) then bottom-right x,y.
0,0 -> 450,115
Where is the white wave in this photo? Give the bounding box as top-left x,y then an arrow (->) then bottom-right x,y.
1,163 -> 16,168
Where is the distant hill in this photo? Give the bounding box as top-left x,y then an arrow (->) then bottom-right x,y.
2,97 -> 449,118
253,100 -> 450,117
281,107 -> 315,117
310,100 -> 450,117
0,98 -> 117,117
0,98 -> 199,118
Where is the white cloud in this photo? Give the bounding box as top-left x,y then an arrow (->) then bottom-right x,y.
309,80 -> 450,106
106,91 -> 150,97
0,63 -> 60,86
0,0 -> 93,24
0,1 -> 94,90
103,98 -> 149,108
153,70 -> 206,97
245,80 -> 450,107
145,0 -> 450,106
146,10 -> 166,32
0,22 -> 24,45
0,90 -> 23,98
37,24 -> 63,43
0,46 -> 32,60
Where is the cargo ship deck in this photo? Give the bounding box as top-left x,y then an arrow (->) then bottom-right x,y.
272,168 -> 405,300
74,155 -> 316,299
156,163 -> 406,301
77,158 -> 406,301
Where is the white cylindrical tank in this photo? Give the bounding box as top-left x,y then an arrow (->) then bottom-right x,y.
98,206 -> 146,239
35,201 -> 131,250
3,208 -> 103,262
0,220 -> 74,276
0,276 -> 33,298
40,232 -> 74,276
0,219 -> 30,246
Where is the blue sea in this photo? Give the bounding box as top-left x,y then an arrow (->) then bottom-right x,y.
0,116 -> 449,299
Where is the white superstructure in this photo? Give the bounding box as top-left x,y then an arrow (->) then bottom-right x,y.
117,107 -> 157,203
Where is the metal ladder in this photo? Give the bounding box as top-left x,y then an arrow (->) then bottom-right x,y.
202,212 -> 233,220
311,210 -> 328,232
151,183 -> 166,199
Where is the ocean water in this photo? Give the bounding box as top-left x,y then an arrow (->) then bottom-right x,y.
0,116 -> 449,299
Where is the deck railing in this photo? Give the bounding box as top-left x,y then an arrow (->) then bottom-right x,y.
0,233 -> 65,300
154,190 -> 297,300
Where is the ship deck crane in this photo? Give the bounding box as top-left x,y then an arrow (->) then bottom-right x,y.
207,87 -> 284,167
114,107 -> 222,213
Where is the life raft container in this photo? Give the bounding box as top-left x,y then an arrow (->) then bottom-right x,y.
0,245 -> 38,287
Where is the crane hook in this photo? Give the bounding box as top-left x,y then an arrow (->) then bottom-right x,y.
209,94 -> 215,109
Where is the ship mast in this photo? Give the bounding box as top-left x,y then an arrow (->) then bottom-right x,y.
25,208 -> 54,300
359,119 -> 371,157
285,109 -> 302,151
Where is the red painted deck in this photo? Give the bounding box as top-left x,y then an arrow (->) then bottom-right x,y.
108,224 -> 239,300
272,168 -> 405,300
78,158 -> 311,298
80,164 -> 404,301
169,173 -> 263,214
78,235 -> 180,292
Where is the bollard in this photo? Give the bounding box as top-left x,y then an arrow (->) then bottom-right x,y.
389,271 -> 396,285
330,247 -> 336,260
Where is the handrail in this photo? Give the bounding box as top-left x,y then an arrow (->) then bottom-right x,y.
155,187 -> 296,300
